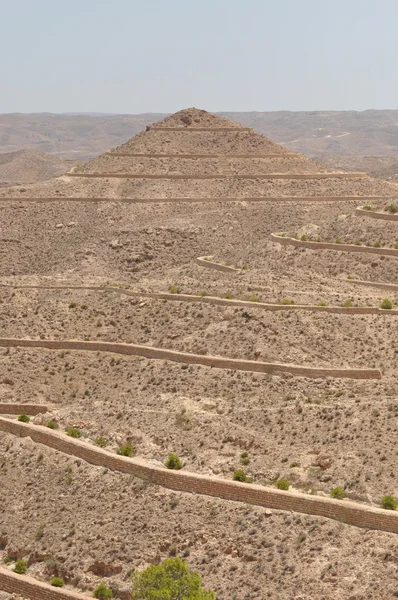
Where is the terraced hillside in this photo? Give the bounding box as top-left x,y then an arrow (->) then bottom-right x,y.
1,108 -> 398,600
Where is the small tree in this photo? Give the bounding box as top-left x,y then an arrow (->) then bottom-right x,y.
131,557 -> 215,600
93,583 -> 113,599
165,453 -> 183,470
13,559 -> 28,575
382,495 -> 397,510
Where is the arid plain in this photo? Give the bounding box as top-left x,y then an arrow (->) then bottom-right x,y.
1,108 -> 398,600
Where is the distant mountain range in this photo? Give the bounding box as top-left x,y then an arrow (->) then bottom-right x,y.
2,110 -> 398,158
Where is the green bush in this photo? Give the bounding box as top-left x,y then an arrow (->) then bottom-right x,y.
335,237 -> 342,244
17,414 -> 30,423
131,557 -> 215,600
316,301 -> 328,307
300,234 -> 308,241
248,294 -> 260,303
224,291 -> 233,299
382,495 -> 397,510
354,239 -> 362,245
330,486 -> 346,499
68,302 -> 77,309
169,285 -> 180,294
240,451 -> 250,466
362,205 -> 373,211
275,478 -> 290,491
380,298 -> 393,310
50,577 -> 65,588
281,298 -> 293,305
66,427 -> 81,438
95,436 -> 108,448
394,242 -> 398,249
165,453 -> 183,470
117,443 -> 133,457
343,298 -> 353,307
387,203 -> 397,213
93,583 -> 113,599
13,559 -> 28,575
46,419 -> 59,430
197,290 -> 206,297
233,469 -> 247,482
373,240 -> 381,248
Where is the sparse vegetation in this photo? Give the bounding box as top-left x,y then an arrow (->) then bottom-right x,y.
387,203 -> 397,213
13,559 -> 28,574
343,298 -> 353,307
66,427 -> 81,438
17,414 -> 30,423
380,298 -> 393,310
275,478 -> 290,491
165,453 -> 183,470
316,301 -> 328,306
335,237 -> 342,244
240,451 -> 250,466
93,583 -> 113,599
382,495 -> 397,510
331,486 -> 346,499
50,577 -> 65,587
233,469 -> 247,482
169,285 -> 180,294
362,205 -> 374,211
117,443 -> 133,457
95,436 -> 108,448
68,302 -> 77,309
300,234 -> 308,241
372,240 -> 381,248
281,298 -> 293,305
248,294 -> 260,302
46,419 -> 59,430
224,291 -> 233,299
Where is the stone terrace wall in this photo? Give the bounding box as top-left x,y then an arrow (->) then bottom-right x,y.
0,568 -> 88,600
0,403 -> 47,415
67,172 -> 367,180
355,207 -> 398,221
0,196 -> 390,204
1,418 -> 398,534
349,279 -> 398,291
195,257 -> 242,273
271,233 -> 398,258
0,338 -> 381,380
105,152 -> 296,158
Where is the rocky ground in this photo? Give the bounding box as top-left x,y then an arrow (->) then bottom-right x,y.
1,109 -> 398,599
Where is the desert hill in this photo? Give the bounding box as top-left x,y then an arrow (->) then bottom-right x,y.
3,109 -> 398,158
1,108 -> 398,600
0,149 -> 77,188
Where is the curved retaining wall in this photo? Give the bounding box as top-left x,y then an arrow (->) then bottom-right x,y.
349,279 -> 398,291
67,172 -> 367,180
0,338 -> 381,380
0,196 -> 390,205
3,285 -> 397,317
0,568 -> 87,600
1,418 -> 398,534
355,207 -> 398,221
0,403 -> 48,415
195,257 -> 242,273
271,233 -> 398,258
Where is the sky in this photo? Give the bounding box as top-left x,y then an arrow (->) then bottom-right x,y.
1,0 -> 398,114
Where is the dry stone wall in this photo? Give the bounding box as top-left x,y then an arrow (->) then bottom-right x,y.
0,196 -> 391,204
271,233 -> 398,258
1,418 -> 398,535
0,338 -> 381,380
355,207 -> 398,221
0,568 -> 88,600
349,279 -> 398,291
67,172 -> 367,180
0,403 -> 47,415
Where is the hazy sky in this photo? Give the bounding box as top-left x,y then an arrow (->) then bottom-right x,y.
1,0 -> 398,114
